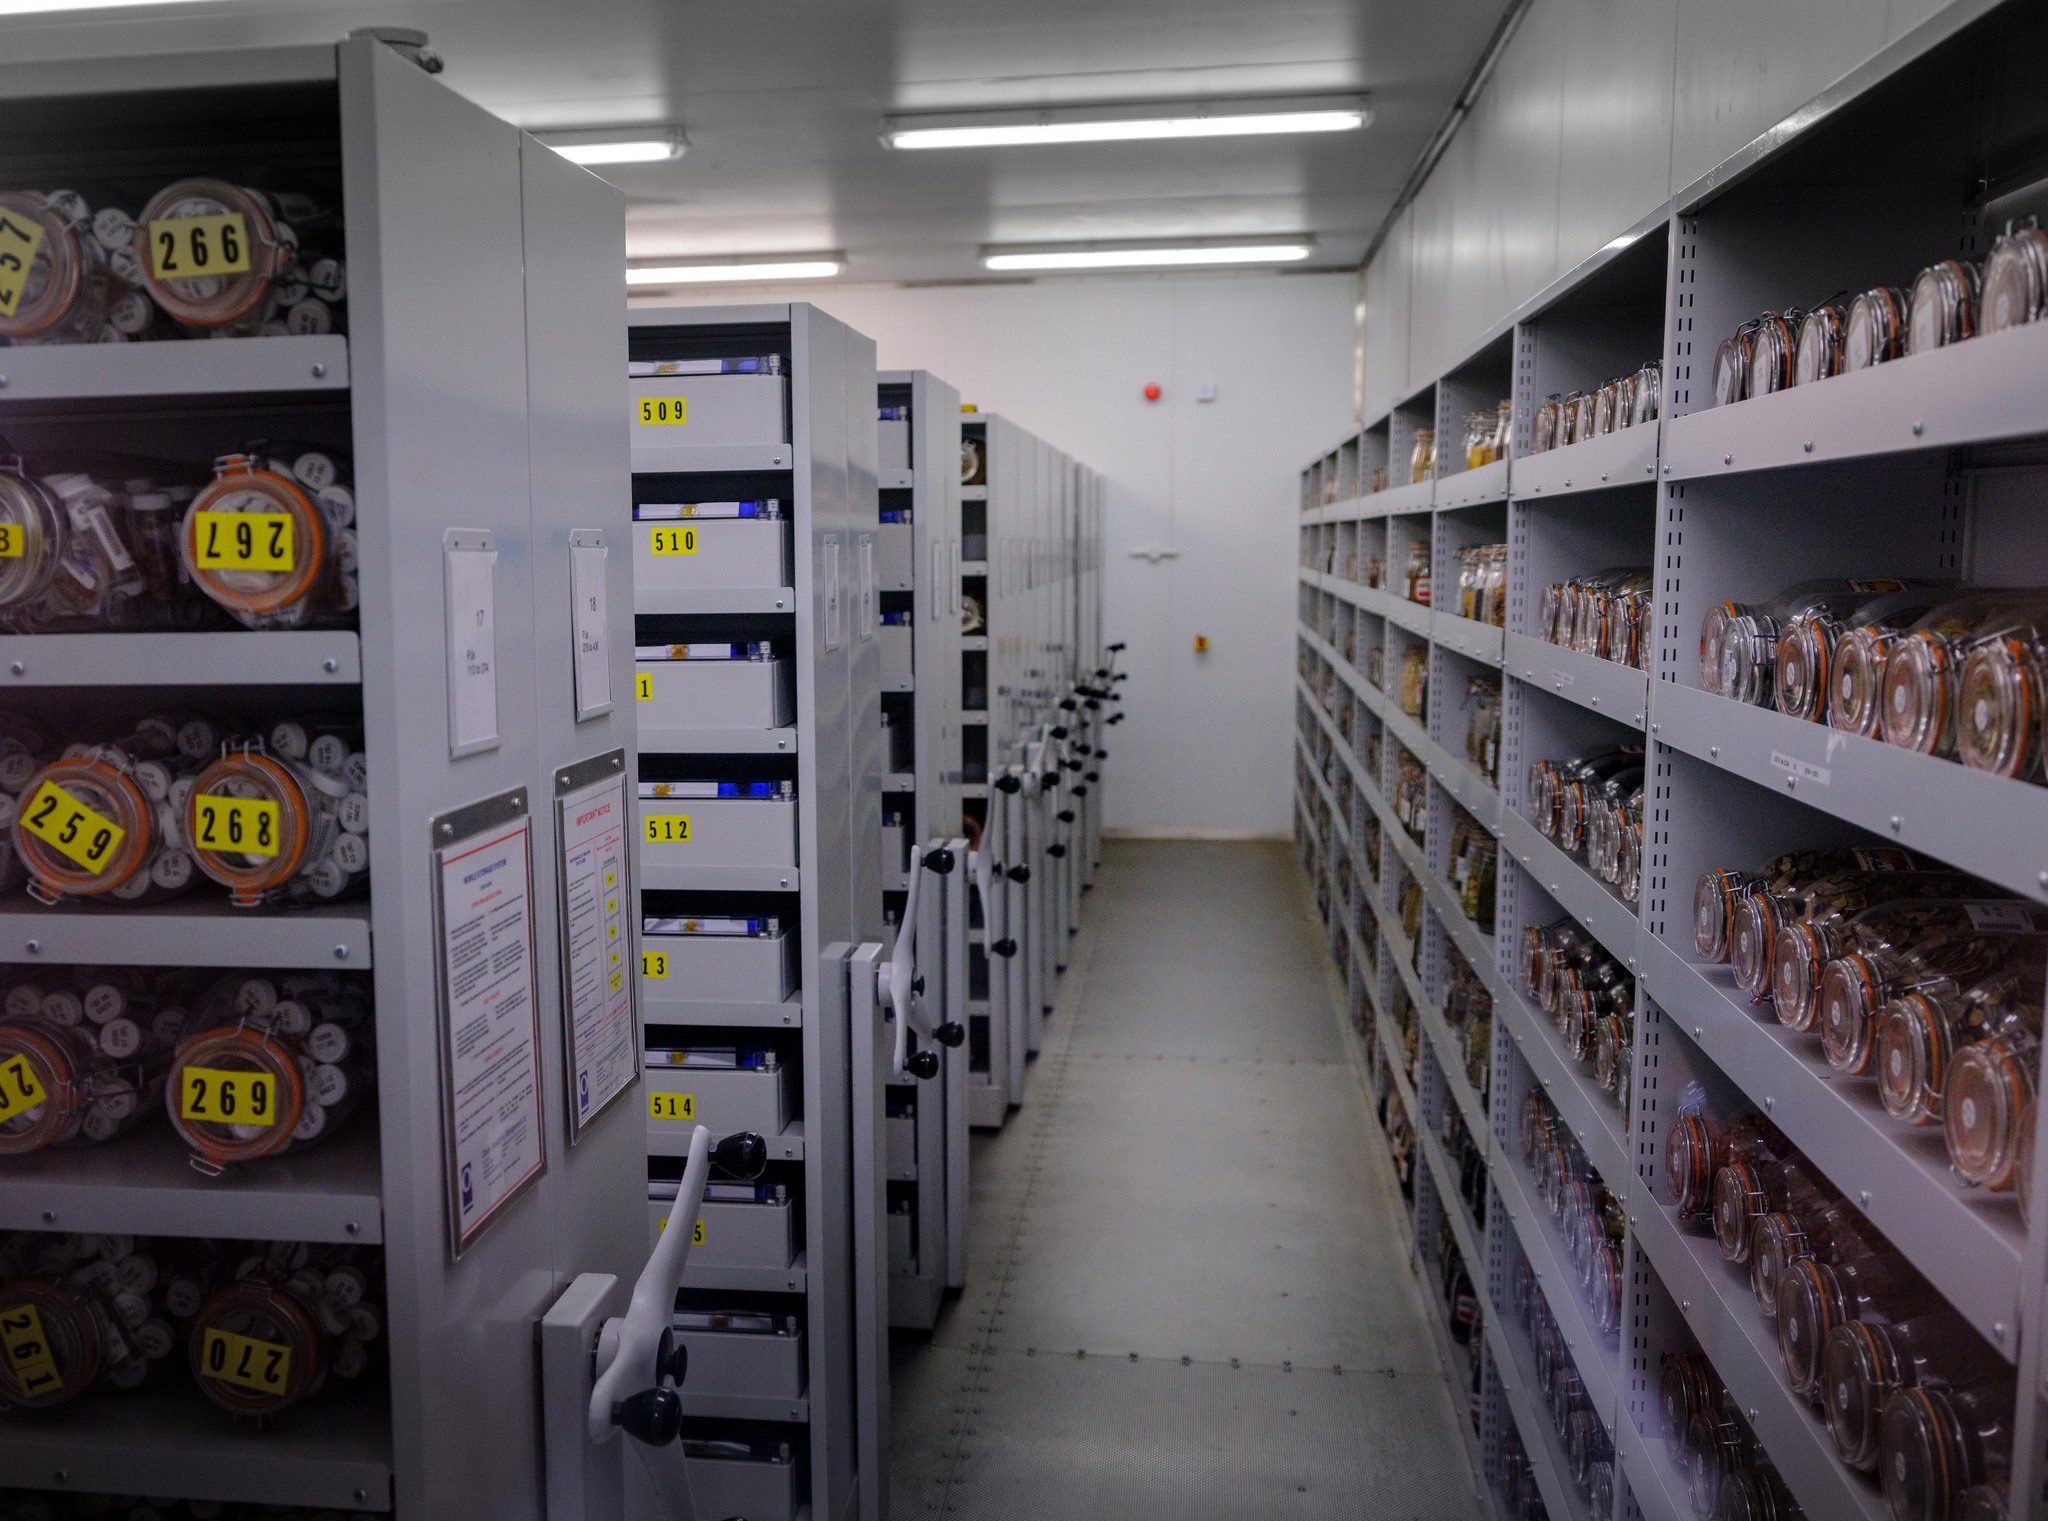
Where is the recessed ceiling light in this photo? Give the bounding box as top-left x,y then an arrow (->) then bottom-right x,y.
0,0 -> 225,12
982,240 -> 1314,272
538,127 -> 686,167
884,96 -> 1370,150
628,258 -> 843,286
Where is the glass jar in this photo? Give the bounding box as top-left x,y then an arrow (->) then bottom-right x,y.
1702,577 -> 1917,705
1661,1350 -> 1720,1456
1880,1380 -> 2013,1521
1732,864 -> 1971,1005
1408,428 -> 1434,485
1713,320 -> 1760,406
189,1250 -> 381,1417
1956,616 -> 2048,781
1881,593 -> 2048,761
180,448 -> 358,630
0,461 -> 165,633
1771,895 -> 2015,1036
1820,1310 -> 1998,1472
0,971 -> 174,1154
1773,587 -> 1948,723
0,189 -> 138,345
1632,362 -> 1661,426
1709,1155 -> 1820,1264
1403,541 -> 1431,605
0,1233 -> 188,1405
1532,396 -> 1561,453
1593,381 -> 1619,436
1664,1098 -> 1777,1221
1775,1248 -> 1937,1399
1821,913 -> 2048,1078
1685,1401 -> 1749,1519
1398,645 -> 1428,719
185,728 -> 368,908
1942,1008 -> 2041,1193
1980,220 -> 2048,335
1795,303 -> 1848,385
1749,1194 -> 1874,1319
1906,258 -> 1982,356
134,180 -> 344,336
1845,286 -> 1911,371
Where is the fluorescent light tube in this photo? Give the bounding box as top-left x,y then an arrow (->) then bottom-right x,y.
556,140 -> 677,166
884,98 -> 1371,151
538,127 -> 686,166
628,260 -> 842,286
0,0 -> 223,11
983,243 -> 1312,272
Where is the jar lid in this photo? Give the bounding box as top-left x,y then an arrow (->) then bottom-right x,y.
13,756 -> 153,899
1944,1036 -> 2031,1189
0,191 -> 90,341
1955,637 -> 2040,778
182,456 -> 328,621
185,750 -> 315,905
0,1020 -> 88,1154
189,1278 -> 323,1415
168,1022 -> 308,1167
134,179 -> 287,329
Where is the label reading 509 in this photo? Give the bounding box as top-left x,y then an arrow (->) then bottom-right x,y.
638,397 -> 687,426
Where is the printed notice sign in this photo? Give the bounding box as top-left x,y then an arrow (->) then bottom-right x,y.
434,802 -> 545,1255
570,532 -> 613,722
555,757 -> 638,1138
444,531 -> 501,759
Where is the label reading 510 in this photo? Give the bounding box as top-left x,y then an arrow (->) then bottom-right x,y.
194,795 -> 281,858
20,782 -> 124,873
644,815 -> 692,844
148,212 -> 252,280
200,1327 -> 292,1395
0,210 -> 44,320
0,1304 -> 62,1399
194,511 -> 294,572
180,1065 -> 277,1125
649,526 -> 698,555
638,397 -> 687,426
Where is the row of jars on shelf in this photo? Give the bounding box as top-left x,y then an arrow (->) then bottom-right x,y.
1702,579 -> 2048,786
1392,749 -> 1428,843
1517,1090 -> 1625,1342
1501,1258 -> 1622,1519
1463,676 -> 1501,783
1694,847 -> 2043,1213
1657,1351 -> 1807,1521
1451,544 -> 1507,628
1540,567 -> 1651,672
1529,363 -> 1661,454
1447,808 -> 1497,933
0,1232 -> 381,1419
1403,401 -> 1513,486
1,181 -> 346,346
0,446 -> 359,634
0,968 -> 371,1170
1527,745 -> 1645,907
0,714 -> 370,909
1663,1099 -> 2016,1521
1711,222 -> 2048,405
1519,917 -> 1636,1116
1444,949 -> 1493,1104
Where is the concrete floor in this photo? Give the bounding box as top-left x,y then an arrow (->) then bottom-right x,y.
887,838 -> 1489,1520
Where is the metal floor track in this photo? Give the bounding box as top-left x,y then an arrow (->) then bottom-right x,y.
888,838 -> 1489,1519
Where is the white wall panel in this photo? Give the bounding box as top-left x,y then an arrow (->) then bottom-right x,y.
1361,206 -> 1414,420
1406,168 -> 1458,386
1553,0 -> 1677,274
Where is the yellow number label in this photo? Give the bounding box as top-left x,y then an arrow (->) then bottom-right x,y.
193,510 -> 293,572
649,1092 -> 695,1121
0,1304 -> 62,1399
642,951 -> 669,980
649,526 -> 698,555
644,815 -> 692,845
635,672 -> 654,701
193,795 -> 280,858
20,781 -> 125,873
200,1327 -> 292,1395
180,1065 -> 278,1126
0,523 -> 22,558
638,397 -> 688,426
0,210 -> 44,321
148,212 -> 251,280
0,1054 -> 46,1124
656,1217 -> 707,1245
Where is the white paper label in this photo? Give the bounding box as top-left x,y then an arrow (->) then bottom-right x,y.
570,535 -> 613,722
436,815 -> 544,1252
1769,751 -> 1829,786
444,536 -> 501,759
557,771 -> 637,1135
1966,902 -> 2037,933
822,534 -> 844,651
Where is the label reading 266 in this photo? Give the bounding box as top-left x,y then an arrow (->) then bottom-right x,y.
148,212 -> 251,280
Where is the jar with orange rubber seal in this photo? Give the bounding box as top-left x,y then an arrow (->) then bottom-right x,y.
1712,319 -> 1761,406
1794,302 -> 1847,385
184,730 -> 366,908
1880,1380 -> 2015,1521
132,180 -> 344,338
1955,616 -> 2048,781
0,189 -> 139,347
10,721 -> 212,906
1748,1189 -> 1879,1321
1819,1309 -> 2003,1474
1880,593 -> 2048,761
0,1230 -> 188,1405
1981,219 -> 2048,335
1770,586 -> 1947,723
1819,911 -> 2048,1078
1769,893 -> 2005,1035
1906,257 -> 1982,357
1732,862 -> 1969,1006
1844,285 -> 1910,371
1702,577 -> 1916,705
1745,308 -> 1804,399
1877,962 -> 2044,1136
188,1273 -> 331,1417
1663,1092 -> 1779,1222
1938,996 -> 2042,1196
0,996 -> 170,1155
179,449 -> 358,630
1827,591 -> 2010,738
0,458 -> 164,633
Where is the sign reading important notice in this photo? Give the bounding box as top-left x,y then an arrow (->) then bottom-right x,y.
432,792 -> 546,1256
554,754 -> 638,1140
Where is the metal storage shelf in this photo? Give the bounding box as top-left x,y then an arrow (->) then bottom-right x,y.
1432,611 -> 1504,668
680,1250 -> 809,1295
633,586 -> 796,616
1509,427 -> 1658,499
960,486 -> 986,502
1377,1006 -> 1420,1118
1416,1282 -> 1488,1489
1616,1408 -> 1691,1521
1483,1315 -> 1592,1521
1662,321 -> 2048,480
1498,809 -> 1638,968
1493,1154 -> 1619,1435
1426,737 -> 1501,836
0,332 -> 349,404
1435,457 -> 1510,509
651,1118 -> 804,1162
1653,681 -> 2048,903
1629,1198 -> 1887,1521
959,559 -> 988,575
0,899 -> 372,967
0,1377 -> 393,1510
639,863 -> 802,893
882,771 -> 916,791
1502,634 -> 1649,730
1495,981 -> 1629,1187
1636,931 -> 2024,1346
1419,1001 -> 1488,1141
643,993 -> 803,1029
1364,478 -> 1434,517
879,469 -> 913,490
0,631 -> 362,688
1357,584 -> 1433,639
630,441 -> 796,475
677,1391 -> 811,1424
1418,1105 -> 1487,1274
960,634 -> 988,651
0,1122 -> 383,1243
640,725 -> 798,756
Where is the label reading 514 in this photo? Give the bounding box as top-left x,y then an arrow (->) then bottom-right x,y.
0,1304 -> 62,1399
0,210 -> 44,320
649,1092 -> 694,1121
644,815 -> 692,844
0,1054 -> 46,1124
194,511 -> 293,572
638,397 -> 687,426
149,212 -> 251,280
20,781 -> 124,873
200,1327 -> 292,1395
194,795 -> 280,858
180,1065 -> 277,1125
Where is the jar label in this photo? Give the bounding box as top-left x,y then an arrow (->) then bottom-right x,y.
194,795 -> 281,858
0,1303 -> 62,1398
21,781 -> 125,873
638,396 -> 688,426
200,1327 -> 291,1395
649,525 -> 699,555
0,1054 -> 46,1124
649,1091 -> 694,1121
0,209 -> 44,320
180,1065 -> 278,1126
644,814 -> 692,844
642,951 -> 668,979
193,510 -> 293,572
147,212 -> 252,281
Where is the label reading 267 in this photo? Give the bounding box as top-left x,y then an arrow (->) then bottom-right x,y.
0,210 -> 44,320
0,1054 -> 46,1125
194,511 -> 294,572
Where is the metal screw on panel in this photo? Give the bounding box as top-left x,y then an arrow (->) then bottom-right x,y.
334,946 -> 350,960
1600,473 -> 1609,483
1650,723 -> 1659,734
1764,1096 -> 1775,1112
323,658 -> 340,673
440,822 -> 454,836
560,774 -> 572,788
1746,1407 -> 1758,1421
354,1490 -> 369,1504
1564,479 -> 1573,489
1993,1322 -> 2009,1346
1693,1026 -> 1704,1041
779,877 -> 789,888
41,1209 -> 54,1224
345,1220 -> 361,1236
1889,816 -> 1903,833
1912,421 -> 1925,437
1785,776 -> 1796,791
1629,1214 -> 1638,1226
1722,454 -> 1732,466
51,1470 -> 66,1484
8,662 -> 20,676
1662,464 -> 1672,474
1680,1299 -> 1691,1313
1859,1189 -> 1873,1207
23,938 -> 39,955
1802,440 -> 1814,453
312,362 -> 328,378
775,599 -> 787,610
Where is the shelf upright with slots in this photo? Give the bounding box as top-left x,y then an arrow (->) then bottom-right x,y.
0,34 -> 643,1519
626,303 -> 877,1521
875,370 -> 971,1330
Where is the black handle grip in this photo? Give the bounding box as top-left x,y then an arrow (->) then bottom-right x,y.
936,1022 -> 966,1048
996,774 -> 1022,794
1048,842 -> 1068,859
908,1048 -> 941,1081
1108,642 -> 1127,653
992,937 -> 1018,957
923,847 -> 956,874
1051,725 -> 1069,739
1073,784 -> 1089,797
714,1131 -> 769,1181
1058,809 -> 1076,824
612,1385 -> 683,1447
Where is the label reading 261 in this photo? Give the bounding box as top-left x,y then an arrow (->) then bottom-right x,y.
20,782 -> 124,873
0,1304 -> 62,1399
638,397 -> 687,426
644,815 -> 692,844
194,511 -> 293,572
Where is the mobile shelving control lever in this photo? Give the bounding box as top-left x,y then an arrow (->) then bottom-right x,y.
882,843 -> 943,1079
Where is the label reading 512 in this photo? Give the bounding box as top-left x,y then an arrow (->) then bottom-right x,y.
0,210 -> 44,320
644,815 -> 692,844
20,782 -> 124,873
638,397 -> 687,426
149,212 -> 251,280
200,1327 -> 292,1395
194,795 -> 280,858
194,511 -> 293,572
0,1304 -> 62,1399
180,1065 -> 277,1125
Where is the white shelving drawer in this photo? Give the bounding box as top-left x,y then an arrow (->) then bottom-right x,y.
633,512 -> 790,592
880,814 -> 908,883
879,619 -> 914,688
642,918 -> 797,1002
676,1439 -> 799,1521
672,1310 -> 806,1401
887,1200 -> 915,1274
878,521 -> 913,587
632,372 -> 789,446
636,646 -> 794,728
639,790 -> 798,868
879,416 -> 911,471
649,1183 -> 797,1269
887,1109 -> 916,1175
645,1048 -> 796,1138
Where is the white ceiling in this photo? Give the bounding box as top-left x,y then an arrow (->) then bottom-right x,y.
2,0 -> 1509,284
